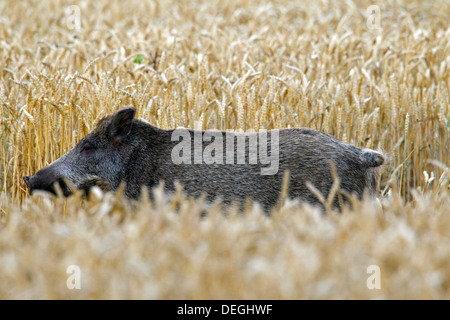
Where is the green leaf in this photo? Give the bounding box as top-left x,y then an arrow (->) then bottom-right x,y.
133,55 -> 145,64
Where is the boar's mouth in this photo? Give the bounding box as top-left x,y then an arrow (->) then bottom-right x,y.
23,175 -> 73,197
23,174 -> 112,198
77,176 -> 112,194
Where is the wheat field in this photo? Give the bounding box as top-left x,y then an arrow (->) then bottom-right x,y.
0,0 -> 449,299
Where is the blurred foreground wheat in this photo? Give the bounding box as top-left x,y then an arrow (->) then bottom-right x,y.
1,187 -> 449,299
0,0 -> 449,299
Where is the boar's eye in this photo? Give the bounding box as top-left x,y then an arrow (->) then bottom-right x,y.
80,143 -> 95,154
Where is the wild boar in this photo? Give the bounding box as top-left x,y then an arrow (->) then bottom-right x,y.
23,107 -> 384,211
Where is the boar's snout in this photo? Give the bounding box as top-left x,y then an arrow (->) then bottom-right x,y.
23,175 -> 30,187
23,170 -> 71,197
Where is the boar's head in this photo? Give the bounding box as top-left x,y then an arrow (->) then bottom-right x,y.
23,107 -> 137,197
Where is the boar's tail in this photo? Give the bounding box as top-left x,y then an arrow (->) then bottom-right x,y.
360,149 -> 385,167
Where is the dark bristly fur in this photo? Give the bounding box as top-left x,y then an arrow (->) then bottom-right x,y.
23,107 -> 384,211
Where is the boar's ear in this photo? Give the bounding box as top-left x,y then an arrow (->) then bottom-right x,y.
109,107 -> 136,141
